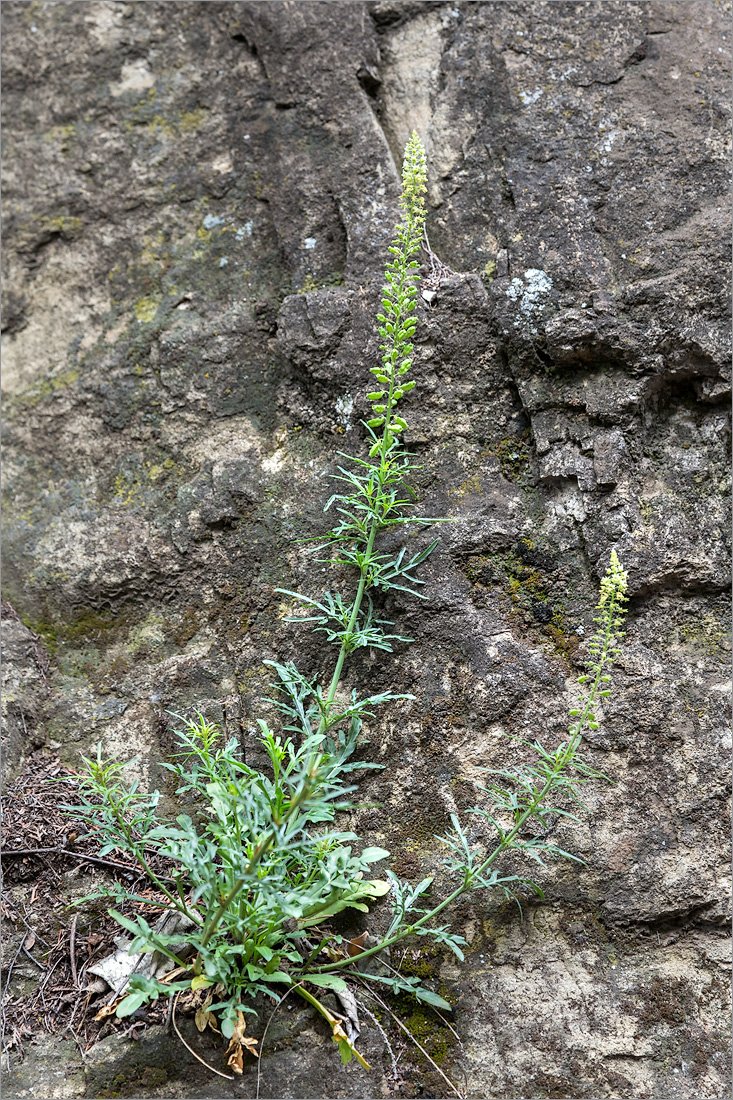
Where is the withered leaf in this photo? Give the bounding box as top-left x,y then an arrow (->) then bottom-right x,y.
224,1010 -> 259,1072
347,931 -> 368,956
161,966 -> 189,984
195,1006 -> 210,1033
226,1045 -> 244,1075
195,990 -> 220,1034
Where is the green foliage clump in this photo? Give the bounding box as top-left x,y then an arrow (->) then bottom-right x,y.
72,717 -> 392,1048
65,134 -> 629,1074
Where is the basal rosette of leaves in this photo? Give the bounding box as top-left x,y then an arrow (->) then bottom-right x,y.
65,134 -> 629,1075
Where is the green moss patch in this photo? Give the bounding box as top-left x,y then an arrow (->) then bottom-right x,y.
462,539 -> 581,661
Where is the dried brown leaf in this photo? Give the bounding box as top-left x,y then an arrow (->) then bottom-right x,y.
347,931 -> 368,956
93,1000 -> 120,1022
226,1045 -> 244,1075
224,1010 -> 259,1072
194,990 -> 220,1034
161,965 -> 189,983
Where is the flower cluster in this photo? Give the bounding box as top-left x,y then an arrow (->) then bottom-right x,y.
367,131 -> 427,456
598,548 -> 629,609
570,549 -> 629,736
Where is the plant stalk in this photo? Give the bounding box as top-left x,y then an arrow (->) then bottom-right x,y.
310,586 -> 624,972
315,159 -> 425,740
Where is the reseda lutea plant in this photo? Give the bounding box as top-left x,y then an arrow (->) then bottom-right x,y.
67,134 -> 629,1074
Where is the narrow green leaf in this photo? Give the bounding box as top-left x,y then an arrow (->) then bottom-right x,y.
109,910 -> 146,938
338,1039 -> 353,1065
303,973 -> 348,992
415,988 -> 452,1011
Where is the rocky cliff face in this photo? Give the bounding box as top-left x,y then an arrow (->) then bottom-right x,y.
2,3 -> 730,1098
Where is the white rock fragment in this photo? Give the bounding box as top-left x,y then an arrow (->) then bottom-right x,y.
88,913 -> 196,999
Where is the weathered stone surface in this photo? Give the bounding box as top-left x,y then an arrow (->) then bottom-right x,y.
1,613 -> 49,783
1,2 -> 730,1098
2,1035 -> 86,1099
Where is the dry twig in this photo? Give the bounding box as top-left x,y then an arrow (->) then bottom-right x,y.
355,996 -> 399,1084
255,983 -> 307,1100
1,846 -> 175,882
68,914 -> 78,988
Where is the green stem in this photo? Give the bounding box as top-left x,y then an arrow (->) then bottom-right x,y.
318,521 -> 379,729
310,590 -> 623,973
200,877 -> 247,948
294,985 -> 372,1069
315,178 -> 424,741
105,790 -> 202,926
245,142 -> 426,914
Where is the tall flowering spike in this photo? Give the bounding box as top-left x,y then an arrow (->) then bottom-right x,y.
277,133 -> 437,729
599,549 -> 628,608
569,549 -> 629,736
400,131 -> 428,212
368,132 -> 428,456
